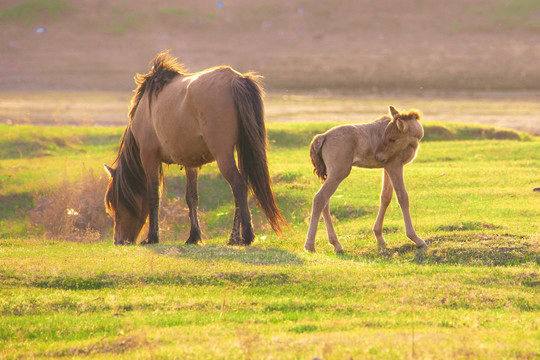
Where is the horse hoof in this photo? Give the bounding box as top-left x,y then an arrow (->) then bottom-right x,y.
228,238 -> 242,246
185,237 -> 200,245
334,248 -> 344,255
304,246 -> 316,253
416,243 -> 428,250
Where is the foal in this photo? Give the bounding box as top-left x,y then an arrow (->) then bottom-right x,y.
305,106 -> 427,253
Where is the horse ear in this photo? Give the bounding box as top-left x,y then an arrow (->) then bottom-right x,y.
104,164 -> 115,178
389,106 -> 400,119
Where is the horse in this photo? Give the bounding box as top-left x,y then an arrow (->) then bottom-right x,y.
104,51 -> 286,246
304,106 -> 427,253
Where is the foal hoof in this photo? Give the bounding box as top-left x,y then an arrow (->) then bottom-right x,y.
416,243 -> 428,250
304,245 -> 316,253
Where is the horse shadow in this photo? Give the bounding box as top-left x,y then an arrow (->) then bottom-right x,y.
150,244 -> 304,266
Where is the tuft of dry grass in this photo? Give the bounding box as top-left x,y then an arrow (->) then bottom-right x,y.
30,167 -> 112,242
158,197 -> 193,242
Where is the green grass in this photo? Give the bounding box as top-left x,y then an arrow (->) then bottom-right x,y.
469,0 -> 540,30
159,7 -> 196,18
0,121 -> 538,359
0,0 -> 71,25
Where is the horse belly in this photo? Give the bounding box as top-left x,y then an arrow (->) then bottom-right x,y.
162,131 -> 214,168
152,89 -> 215,167
352,156 -> 382,169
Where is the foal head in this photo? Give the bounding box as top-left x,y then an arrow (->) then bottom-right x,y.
374,106 -> 424,164
104,164 -> 148,245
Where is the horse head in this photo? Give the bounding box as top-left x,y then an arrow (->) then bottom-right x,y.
104,164 -> 148,245
374,106 -> 424,164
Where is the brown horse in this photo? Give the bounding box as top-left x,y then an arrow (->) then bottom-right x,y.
305,106 -> 427,253
105,51 -> 286,245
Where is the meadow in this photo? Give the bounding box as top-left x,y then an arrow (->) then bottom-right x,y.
0,113 -> 539,358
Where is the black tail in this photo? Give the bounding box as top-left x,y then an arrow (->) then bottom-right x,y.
310,134 -> 327,183
231,74 -> 287,234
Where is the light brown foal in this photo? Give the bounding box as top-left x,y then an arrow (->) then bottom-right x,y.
305,106 -> 427,253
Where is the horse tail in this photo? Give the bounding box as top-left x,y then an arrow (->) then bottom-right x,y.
231,73 -> 287,235
310,134 -> 327,183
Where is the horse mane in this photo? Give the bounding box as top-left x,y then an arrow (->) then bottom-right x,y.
107,52 -> 177,219
128,50 -> 187,120
105,127 -> 149,218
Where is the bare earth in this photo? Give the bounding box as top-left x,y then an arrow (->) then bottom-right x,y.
0,0 -> 539,133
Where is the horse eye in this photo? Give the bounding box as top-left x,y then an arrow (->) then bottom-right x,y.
389,138 -> 396,143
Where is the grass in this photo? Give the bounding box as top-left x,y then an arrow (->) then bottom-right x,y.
159,7 -> 196,18
0,120 -> 539,359
0,0 -> 71,25
469,0 -> 540,30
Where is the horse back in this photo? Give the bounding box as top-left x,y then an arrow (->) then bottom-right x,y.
131,67 -> 240,167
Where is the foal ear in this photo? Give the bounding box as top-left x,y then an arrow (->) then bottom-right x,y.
104,164 -> 115,178
389,106 -> 400,119
396,118 -> 409,133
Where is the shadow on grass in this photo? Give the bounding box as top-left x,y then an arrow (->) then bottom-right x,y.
26,270 -> 295,290
20,246 -> 302,291
422,233 -> 538,266
338,232 -> 538,267
152,244 -> 303,266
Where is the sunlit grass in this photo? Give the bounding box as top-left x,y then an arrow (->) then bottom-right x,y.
0,121 -> 538,358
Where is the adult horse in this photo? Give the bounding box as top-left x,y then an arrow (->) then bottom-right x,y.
305,106 -> 427,253
105,51 -> 286,245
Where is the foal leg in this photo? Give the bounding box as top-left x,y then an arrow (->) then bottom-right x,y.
322,202 -> 343,253
185,167 -> 202,244
215,154 -> 254,246
372,169 -> 393,250
387,165 -> 427,249
305,171 -> 348,253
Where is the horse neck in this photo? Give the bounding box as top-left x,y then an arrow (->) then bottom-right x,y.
368,117 -> 391,145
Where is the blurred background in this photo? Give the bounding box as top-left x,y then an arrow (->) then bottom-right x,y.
1,0 -> 539,93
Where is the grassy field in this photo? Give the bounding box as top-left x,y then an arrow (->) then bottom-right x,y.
0,120 -> 539,359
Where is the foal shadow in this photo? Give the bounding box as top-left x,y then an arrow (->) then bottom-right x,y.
336,233 -> 537,267
151,244 -> 304,266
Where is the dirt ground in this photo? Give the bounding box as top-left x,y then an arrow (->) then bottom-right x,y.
0,0 -> 539,133
2,0 -> 540,92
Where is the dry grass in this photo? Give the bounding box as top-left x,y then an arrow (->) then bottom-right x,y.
29,167 -> 112,242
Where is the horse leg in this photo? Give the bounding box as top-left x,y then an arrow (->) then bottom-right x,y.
185,167 -> 202,244
322,201 -> 343,253
216,154 -> 254,246
387,164 -> 427,249
141,152 -> 161,244
305,172 -> 348,253
372,169 -> 393,250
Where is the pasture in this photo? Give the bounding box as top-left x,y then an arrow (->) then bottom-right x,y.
0,95 -> 539,359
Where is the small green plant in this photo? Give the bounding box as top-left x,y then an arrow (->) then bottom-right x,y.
101,8 -> 143,35
159,7 -> 195,18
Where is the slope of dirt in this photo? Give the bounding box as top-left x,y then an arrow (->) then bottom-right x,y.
1,0 -> 540,92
